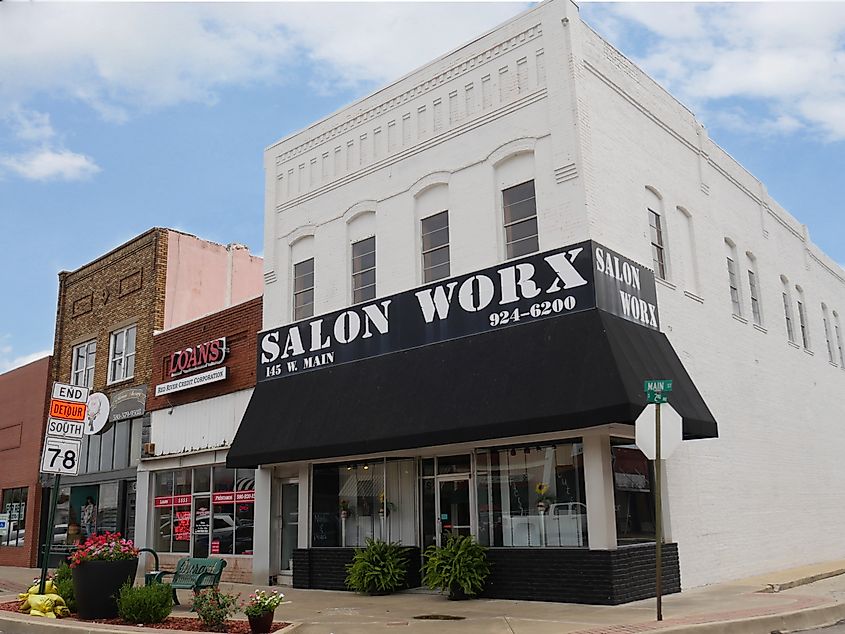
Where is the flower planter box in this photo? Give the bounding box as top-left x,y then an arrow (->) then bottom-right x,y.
72,558 -> 139,619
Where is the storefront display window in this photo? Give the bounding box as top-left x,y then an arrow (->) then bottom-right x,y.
476,442 -> 587,548
1,487 -> 28,547
153,466 -> 255,556
311,459 -> 416,548
612,441 -> 655,543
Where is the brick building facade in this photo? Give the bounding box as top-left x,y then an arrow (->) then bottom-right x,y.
0,356 -> 52,567
44,228 -> 261,564
137,297 -> 262,583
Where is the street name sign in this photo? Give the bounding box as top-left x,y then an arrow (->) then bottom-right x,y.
644,379 -> 673,404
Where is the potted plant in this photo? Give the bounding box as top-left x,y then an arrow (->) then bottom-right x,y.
340,499 -> 352,520
69,532 -> 139,619
377,492 -> 396,518
243,589 -> 284,633
422,535 -> 490,600
345,538 -> 408,595
535,482 -> 553,513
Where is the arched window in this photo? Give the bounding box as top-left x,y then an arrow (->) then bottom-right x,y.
822,303 -> 835,363
415,182 -> 450,283
795,285 -> 811,350
290,234 -> 315,321
675,206 -> 698,293
495,151 -> 537,260
745,251 -> 763,326
833,311 -> 845,366
780,276 -> 796,343
646,187 -> 667,280
348,210 -> 376,304
724,238 -> 742,317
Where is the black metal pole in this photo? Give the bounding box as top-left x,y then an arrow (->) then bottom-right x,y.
38,474 -> 61,595
655,404 -> 663,622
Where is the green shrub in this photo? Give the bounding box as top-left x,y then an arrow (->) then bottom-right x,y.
422,535 -> 490,599
345,539 -> 408,595
116,582 -> 173,624
192,588 -> 239,632
54,564 -> 76,613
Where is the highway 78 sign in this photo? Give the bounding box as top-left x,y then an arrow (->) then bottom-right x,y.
40,382 -> 89,476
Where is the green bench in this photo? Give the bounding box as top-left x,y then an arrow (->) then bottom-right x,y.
151,557 -> 227,605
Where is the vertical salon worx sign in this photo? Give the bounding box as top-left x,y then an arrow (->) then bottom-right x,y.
257,240 -> 660,381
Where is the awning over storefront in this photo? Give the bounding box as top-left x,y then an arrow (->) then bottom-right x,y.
227,310 -> 717,468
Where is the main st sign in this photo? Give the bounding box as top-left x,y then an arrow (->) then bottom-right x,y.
258,240 -> 660,381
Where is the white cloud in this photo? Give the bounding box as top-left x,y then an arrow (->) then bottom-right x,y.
0,337 -> 51,374
4,107 -> 55,142
0,3 -> 527,116
585,3 -> 845,142
0,148 -> 101,182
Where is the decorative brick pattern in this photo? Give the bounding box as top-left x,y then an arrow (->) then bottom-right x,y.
481,543 -> 680,605
292,547 -> 422,591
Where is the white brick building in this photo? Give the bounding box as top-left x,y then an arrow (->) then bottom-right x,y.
228,0 -> 845,599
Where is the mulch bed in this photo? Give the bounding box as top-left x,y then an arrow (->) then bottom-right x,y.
1,601 -> 289,632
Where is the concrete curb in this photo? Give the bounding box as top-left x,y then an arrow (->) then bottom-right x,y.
762,569 -> 845,594
645,601 -> 845,634
0,612 -> 300,634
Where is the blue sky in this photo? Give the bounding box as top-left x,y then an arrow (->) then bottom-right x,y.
1,2 -> 843,371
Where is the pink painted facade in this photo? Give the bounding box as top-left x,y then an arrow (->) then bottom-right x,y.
163,231 -> 263,330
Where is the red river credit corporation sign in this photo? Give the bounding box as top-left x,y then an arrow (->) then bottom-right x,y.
154,338 -> 228,397
257,240 -> 660,382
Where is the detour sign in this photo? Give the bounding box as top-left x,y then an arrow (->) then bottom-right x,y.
49,399 -> 87,422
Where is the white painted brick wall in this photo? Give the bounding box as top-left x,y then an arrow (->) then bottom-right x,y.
261,0 -> 845,589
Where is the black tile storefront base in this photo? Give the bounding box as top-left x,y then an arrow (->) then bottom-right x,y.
293,543 -> 679,605
482,543 -> 680,605
293,547 -> 422,591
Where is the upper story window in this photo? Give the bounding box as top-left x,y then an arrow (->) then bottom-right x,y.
796,287 -> 810,350
822,304 -> 835,364
421,211 -> 450,283
834,312 -> 845,367
748,270 -> 762,325
726,257 -> 741,316
108,324 -> 136,384
72,340 -> 96,388
503,180 -> 538,259
648,210 -> 666,279
352,236 -> 376,303
781,277 -> 795,343
293,258 -> 315,321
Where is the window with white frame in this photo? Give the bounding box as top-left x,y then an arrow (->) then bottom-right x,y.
726,257 -> 741,316
822,304 -> 835,364
781,277 -> 796,343
649,210 -> 667,280
293,258 -> 315,321
72,340 -> 96,388
834,312 -> 845,367
748,270 -> 762,325
503,180 -> 539,259
421,211 -> 450,283
351,236 -> 376,303
796,288 -> 810,350
108,325 -> 136,384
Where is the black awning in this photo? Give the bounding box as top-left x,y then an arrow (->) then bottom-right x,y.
227,310 -> 717,468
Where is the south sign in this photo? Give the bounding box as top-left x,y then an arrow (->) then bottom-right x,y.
257,241 -> 660,382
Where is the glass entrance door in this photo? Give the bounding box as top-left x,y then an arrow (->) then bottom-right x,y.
280,483 -> 298,572
436,478 -> 472,547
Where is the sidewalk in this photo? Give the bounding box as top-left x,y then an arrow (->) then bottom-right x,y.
3,560 -> 845,634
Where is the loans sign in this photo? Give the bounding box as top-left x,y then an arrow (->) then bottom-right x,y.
257,240 -> 660,382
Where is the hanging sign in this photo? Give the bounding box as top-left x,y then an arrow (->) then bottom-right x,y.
85,393 -> 110,435
109,386 -> 147,422
257,240 -> 659,382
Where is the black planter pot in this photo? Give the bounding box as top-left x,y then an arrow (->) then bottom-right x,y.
448,585 -> 469,601
247,611 -> 275,633
72,558 -> 139,620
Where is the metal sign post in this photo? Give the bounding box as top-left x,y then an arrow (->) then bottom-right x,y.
644,379 -> 673,622
38,382 -> 90,595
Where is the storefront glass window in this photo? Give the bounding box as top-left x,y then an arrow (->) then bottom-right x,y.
311,459 -> 416,548
100,424 -> 115,472
1,487 -> 28,547
611,441 -> 655,543
476,442 -> 587,548
113,421 -> 131,470
194,467 -> 211,493
152,466 -> 254,556
87,434 -> 101,473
